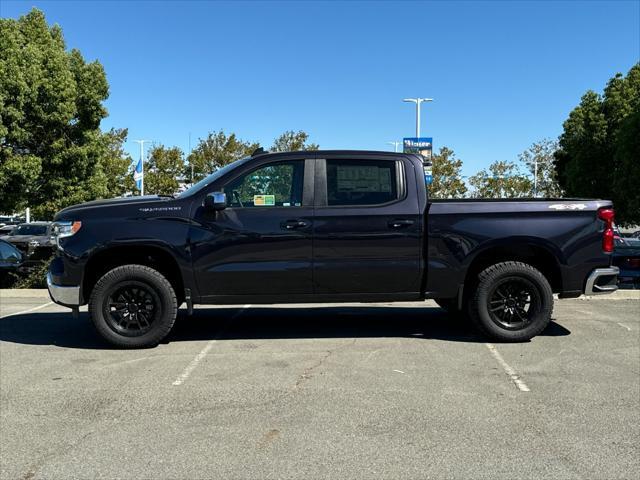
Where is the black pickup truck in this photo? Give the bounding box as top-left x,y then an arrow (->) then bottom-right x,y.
47,150 -> 619,347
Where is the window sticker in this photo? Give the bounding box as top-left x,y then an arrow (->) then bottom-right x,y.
254,195 -> 275,206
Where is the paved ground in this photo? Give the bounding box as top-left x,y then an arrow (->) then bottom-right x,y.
0,291 -> 638,480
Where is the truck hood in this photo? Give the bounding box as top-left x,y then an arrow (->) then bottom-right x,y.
0,234 -> 54,245
54,195 -> 178,221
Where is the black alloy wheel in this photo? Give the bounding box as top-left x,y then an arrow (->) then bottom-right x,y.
487,277 -> 540,330
104,281 -> 160,336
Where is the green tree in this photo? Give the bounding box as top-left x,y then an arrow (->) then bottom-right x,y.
518,139 -> 562,197
100,128 -> 135,198
429,147 -> 467,199
186,130 -> 258,183
145,145 -> 185,196
555,63 -> 640,225
271,130 -> 319,152
469,160 -> 532,198
0,8 -> 127,218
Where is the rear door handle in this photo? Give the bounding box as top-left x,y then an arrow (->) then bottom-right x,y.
281,219 -> 310,230
388,219 -> 414,229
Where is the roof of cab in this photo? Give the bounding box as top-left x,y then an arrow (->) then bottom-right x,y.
252,149 -> 415,159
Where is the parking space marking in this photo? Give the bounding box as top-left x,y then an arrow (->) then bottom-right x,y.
0,301 -> 53,319
485,343 -> 530,392
172,304 -> 251,386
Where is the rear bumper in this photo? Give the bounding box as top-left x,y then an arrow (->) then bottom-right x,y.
47,272 -> 81,306
584,266 -> 619,295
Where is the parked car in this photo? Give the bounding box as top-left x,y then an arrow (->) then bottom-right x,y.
47,150 -> 619,348
0,239 -> 24,286
612,228 -> 640,287
0,225 -> 16,235
0,221 -> 55,262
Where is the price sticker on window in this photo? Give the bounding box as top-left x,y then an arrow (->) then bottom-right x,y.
254,195 -> 275,206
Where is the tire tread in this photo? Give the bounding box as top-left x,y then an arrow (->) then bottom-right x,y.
89,264 -> 177,348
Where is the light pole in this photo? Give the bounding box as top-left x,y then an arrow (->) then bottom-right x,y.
533,158 -> 538,198
387,141 -> 401,152
133,140 -> 150,196
403,97 -> 433,137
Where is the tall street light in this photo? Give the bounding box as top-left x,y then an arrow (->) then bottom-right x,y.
403,97 -> 433,137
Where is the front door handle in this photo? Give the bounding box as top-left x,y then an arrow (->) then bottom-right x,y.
281,219 -> 310,230
388,219 -> 414,229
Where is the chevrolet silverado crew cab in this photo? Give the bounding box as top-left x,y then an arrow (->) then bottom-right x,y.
47,150 -> 619,348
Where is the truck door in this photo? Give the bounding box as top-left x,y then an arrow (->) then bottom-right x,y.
312,156 -> 423,295
190,157 -> 314,300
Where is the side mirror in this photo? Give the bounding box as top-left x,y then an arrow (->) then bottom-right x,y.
204,192 -> 227,211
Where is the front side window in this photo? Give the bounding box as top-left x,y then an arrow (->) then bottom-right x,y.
224,160 -> 304,208
326,159 -> 398,206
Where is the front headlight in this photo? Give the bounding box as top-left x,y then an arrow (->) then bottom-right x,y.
53,221 -> 82,248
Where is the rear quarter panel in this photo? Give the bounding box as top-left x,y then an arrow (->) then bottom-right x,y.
426,200 -> 613,297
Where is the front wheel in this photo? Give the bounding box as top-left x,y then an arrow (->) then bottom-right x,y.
468,261 -> 553,342
89,265 -> 178,348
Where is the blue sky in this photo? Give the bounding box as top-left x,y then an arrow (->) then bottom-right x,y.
2,0 -> 639,176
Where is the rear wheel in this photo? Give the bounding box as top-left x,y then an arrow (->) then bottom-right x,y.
89,264 -> 177,348
468,261 -> 553,342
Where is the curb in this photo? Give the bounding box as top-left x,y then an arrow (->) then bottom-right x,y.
1,289 -> 638,300
0,289 -> 51,299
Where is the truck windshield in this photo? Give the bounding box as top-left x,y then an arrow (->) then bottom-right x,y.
12,225 -> 48,236
177,157 -> 252,198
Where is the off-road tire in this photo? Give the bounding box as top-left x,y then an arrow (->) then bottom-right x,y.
468,261 -> 553,342
89,264 -> 178,348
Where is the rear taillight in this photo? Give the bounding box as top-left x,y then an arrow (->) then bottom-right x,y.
598,208 -> 615,253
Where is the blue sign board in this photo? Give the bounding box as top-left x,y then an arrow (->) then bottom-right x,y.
403,137 -> 433,160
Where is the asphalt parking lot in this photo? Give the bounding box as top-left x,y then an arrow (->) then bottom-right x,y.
1,291 -> 638,480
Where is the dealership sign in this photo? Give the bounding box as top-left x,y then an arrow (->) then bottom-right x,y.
403,137 -> 433,159
403,137 -> 433,184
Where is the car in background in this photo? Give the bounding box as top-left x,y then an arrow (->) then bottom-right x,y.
0,239 -> 24,286
613,227 -> 640,288
0,224 -> 16,235
0,222 -> 55,262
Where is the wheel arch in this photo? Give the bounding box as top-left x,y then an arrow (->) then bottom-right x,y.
82,244 -> 185,305
463,238 -> 563,293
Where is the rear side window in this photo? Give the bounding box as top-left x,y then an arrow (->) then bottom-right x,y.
326,159 -> 398,206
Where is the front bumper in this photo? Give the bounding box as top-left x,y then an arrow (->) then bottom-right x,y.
584,266 -> 619,295
47,272 -> 81,306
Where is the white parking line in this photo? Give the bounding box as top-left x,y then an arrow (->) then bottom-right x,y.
0,301 -> 54,319
172,304 -> 251,386
485,343 -> 530,392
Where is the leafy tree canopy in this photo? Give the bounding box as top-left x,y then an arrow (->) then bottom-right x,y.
555,63 -> 639,225
186,130 -> 258,183
518,138 -> 562,198
271,130 -> 319,152
469,160 -> 532,198
429,147 -> 467,199
0,8 -> 131,219
145,145 -> 185,196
